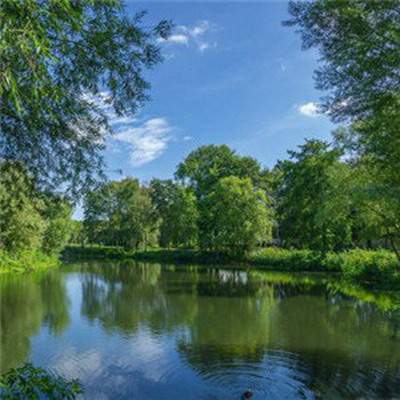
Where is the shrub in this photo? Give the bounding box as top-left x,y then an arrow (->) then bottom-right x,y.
337,249 -> 399,287
250,247 -> 327,271
0,363 -> 82,399
0,250 -> 59,273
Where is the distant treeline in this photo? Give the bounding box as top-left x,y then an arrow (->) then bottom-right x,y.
75,141 -> 399,261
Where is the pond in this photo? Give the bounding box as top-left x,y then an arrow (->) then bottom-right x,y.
1,261 -> 400,399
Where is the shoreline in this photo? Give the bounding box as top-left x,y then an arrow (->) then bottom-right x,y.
62,245 -> 400,290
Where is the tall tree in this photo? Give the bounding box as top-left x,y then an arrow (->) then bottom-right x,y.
175,145 -> 264,198
285,0 -> 400,122
40,195 -> 73,255
83,178 -> 158,249
201,176 -> 272,255
276,140 -> 352,252
286,0 -> 400,259
0,1 -> 171,195
150,179 -> 198,248
0,162 -> 45,253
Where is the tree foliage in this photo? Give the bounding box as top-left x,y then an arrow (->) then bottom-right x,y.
0,0 -> 171,195
0,162 -> 73,255
150,179 -> 198,248
0,363 -> 82,399
276,140 -> 353,252
200,176 -> 272,255
176,145 -> 266,198
285,0 -> 400,122
84,178 -> 158,249
286,0 -> 400,261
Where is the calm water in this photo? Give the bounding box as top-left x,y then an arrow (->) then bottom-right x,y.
1,261 -> 400,399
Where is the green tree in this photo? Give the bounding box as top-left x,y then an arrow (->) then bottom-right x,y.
68,220 -> 86,247
286,0 -> 400,260
0,1 -> 171,195
201,176 -> 272,255
41,195 -> 73,255
84,178 -> 158,249
176,145 -> 264,198
0,162 -> 45,253
285,0 -> 400,122
276,140 -> 352,252
150,179 -> 198,248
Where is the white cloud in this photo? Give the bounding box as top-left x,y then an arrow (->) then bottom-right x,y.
158,20 -> 216,53
81,92 -> 174,166
298,102 -> 320,117
182,135 -> 193,141
113,117 -> 173,166
157,34 -> 189,45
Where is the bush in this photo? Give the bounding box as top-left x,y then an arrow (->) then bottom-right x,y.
0,363 -> 82,399
0,250 -> 59,273
336,249 -> 399,287
250,247 -> 328,271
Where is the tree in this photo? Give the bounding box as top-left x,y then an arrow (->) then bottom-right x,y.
284,0 -> 400,122
83,178 -> 158,249
342,157 -> 400,258
0,1 -> 171,195
276,140 -> 353,252
149,179 -> 198,248
0,162 -> 45,253
40,195 -> 73,255
176,145 -> 264,198
200,176 -> 272,255
285,0 -> 400,259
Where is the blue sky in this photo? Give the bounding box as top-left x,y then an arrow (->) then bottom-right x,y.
75,1 -> 337,218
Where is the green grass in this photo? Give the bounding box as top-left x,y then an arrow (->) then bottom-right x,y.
0,250 -> 60,274
63,245 -> 400,289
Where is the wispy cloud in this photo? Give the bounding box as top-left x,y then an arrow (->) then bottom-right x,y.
82,92 -> 175,166
298,102 -> 320,117
113,117 -> 173,166
158,20 -> 217,53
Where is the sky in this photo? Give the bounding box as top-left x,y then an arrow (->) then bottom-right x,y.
75,1 -> 337,218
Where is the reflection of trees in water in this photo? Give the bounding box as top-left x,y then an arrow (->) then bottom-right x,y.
80,262 -> 199,334
0,272 -> 70,373
78,262 -> 400,397
177,269 -> 400,398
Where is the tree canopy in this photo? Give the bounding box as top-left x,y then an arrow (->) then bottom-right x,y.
285,0 -> 400,122
175,145 -> 266,198
200,176 -> 273,255
0,0 -> 171,195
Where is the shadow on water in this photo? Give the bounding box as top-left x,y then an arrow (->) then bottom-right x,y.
1,260 -> 400,399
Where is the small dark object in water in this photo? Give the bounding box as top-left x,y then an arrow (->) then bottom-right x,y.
241,390 -> 253,399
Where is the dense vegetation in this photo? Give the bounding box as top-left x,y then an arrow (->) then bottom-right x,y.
0,364 -> 82,399
0,0 -> 170,271
1,0 -> 399,288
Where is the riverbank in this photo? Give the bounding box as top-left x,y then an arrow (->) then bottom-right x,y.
0,250 -> 60,273
63,245 -> 400,289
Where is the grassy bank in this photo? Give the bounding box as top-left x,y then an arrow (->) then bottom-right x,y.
0,250 -> 60,273
63,245 -> 400,289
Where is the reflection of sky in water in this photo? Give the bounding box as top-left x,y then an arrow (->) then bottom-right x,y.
2,263 -> 400,399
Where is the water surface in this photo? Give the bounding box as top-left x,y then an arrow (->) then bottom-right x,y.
1,261 -> 400,399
